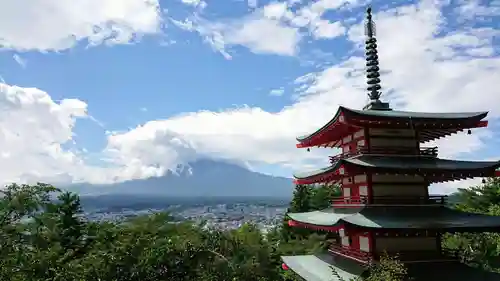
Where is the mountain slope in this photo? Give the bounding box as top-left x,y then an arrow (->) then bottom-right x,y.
66,159 -> 294,198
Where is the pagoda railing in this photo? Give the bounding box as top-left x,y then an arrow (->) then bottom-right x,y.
329,146 -> 438,163
328,243 -> 373,264
332,195 -> 447,207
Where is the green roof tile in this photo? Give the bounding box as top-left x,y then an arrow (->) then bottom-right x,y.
281,254 -> 366,281
287,208 -> 361,226
288,206 -> 500,230
348,108 -> 488,120
293,164 -> 340,179
282,255 -> 500,281
293,155 -> 500,179
346,155 -> 500,170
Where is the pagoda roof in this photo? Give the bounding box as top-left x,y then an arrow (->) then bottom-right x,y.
281,254 -> 366,281
294,155 -> 500,184
296,106 -> 488,148
345,107 -> 488,120
281,255 -> 500,281
287,206 -> 500,231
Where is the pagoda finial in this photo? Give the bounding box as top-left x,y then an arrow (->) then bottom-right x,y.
363,6 -> 391,111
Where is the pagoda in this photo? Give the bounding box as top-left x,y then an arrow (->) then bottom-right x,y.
281,7 -> 500,281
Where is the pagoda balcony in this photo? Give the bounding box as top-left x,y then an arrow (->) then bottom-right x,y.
328,243 -> 460,265
331,195 -> 447,207
329,146 -> 438,163
328,243 -> 373,264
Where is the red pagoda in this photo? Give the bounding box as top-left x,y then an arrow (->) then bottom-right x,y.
281,7 -> 500,281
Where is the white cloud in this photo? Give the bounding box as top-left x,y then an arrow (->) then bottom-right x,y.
0,0 -> 162,51
172,12 -> 301,57
109,0 -> 500,194
0,83 -> 87,184
0,83 -> 187,186
2,0 -> 500,196
223,17 -> 301,56
181,0 -> 207,10
311,20 -> 346,39
174,0 -> 352,57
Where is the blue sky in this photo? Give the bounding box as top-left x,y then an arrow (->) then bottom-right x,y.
0,0 -> 499,193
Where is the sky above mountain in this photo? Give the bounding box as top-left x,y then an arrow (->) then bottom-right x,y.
0,0 -> 499,194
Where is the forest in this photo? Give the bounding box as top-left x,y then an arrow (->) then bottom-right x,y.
1,178 -> 499,281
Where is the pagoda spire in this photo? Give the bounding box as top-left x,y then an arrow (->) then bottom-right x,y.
363,7 -> 391,111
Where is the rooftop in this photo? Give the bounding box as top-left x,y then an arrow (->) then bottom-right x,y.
287,206 -> 500,231
295,106 -> 489,147
294,155 -> 500,181
282,254 -> 500,281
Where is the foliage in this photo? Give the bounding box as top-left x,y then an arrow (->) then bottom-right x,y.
281,184 -> 340,241
0,183 -> 327,281
362,254 -> 408,281
310,184 -> 341,210
442,177 -> 500,272
4,178 -> 500,281
454,178 -> 500,212
331,253 -> 408,281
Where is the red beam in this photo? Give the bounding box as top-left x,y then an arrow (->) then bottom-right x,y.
495,170 -> 500,177
287,219 -> 341,232
295,121 -> 358,149
477,120 -> 488,128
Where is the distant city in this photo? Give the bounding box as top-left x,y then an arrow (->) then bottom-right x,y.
80,195 -> 290,231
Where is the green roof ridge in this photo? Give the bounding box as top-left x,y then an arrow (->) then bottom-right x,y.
287,206 -> 500,230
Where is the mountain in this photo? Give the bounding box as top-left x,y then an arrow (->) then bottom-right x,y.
65,159 -> 294,198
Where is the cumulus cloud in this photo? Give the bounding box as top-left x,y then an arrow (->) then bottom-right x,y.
116,0 -> 500,193
172,12 -> 301,57
0,83 -> 87,184
0,0 -> 162,51
172,0 -> 352,57
1,0 -> 500,195
0,83 -> 194,186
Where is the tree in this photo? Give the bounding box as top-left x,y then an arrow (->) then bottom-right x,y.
454,178 -> 500,212
310,184 -> 341,210
332,254 -> 408,281
442,178 -> 500,272
281,184 -> 314,240
289,184 -> 314,213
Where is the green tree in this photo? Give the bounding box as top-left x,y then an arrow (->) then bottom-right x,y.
454,178 -> 500,212
281,184 -> 314,240
289,184 -> 314,212
310,184 -> 341,210
442,178 -> 500,272
332,254 -> 408,281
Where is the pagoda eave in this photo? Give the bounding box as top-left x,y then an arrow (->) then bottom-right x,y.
288,219 -> 342,232
293,156 -> 500,185
281,255 -> 366,281
295,107 -> 489,148
296,120 -> 359,149
286,207 -> 500,232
